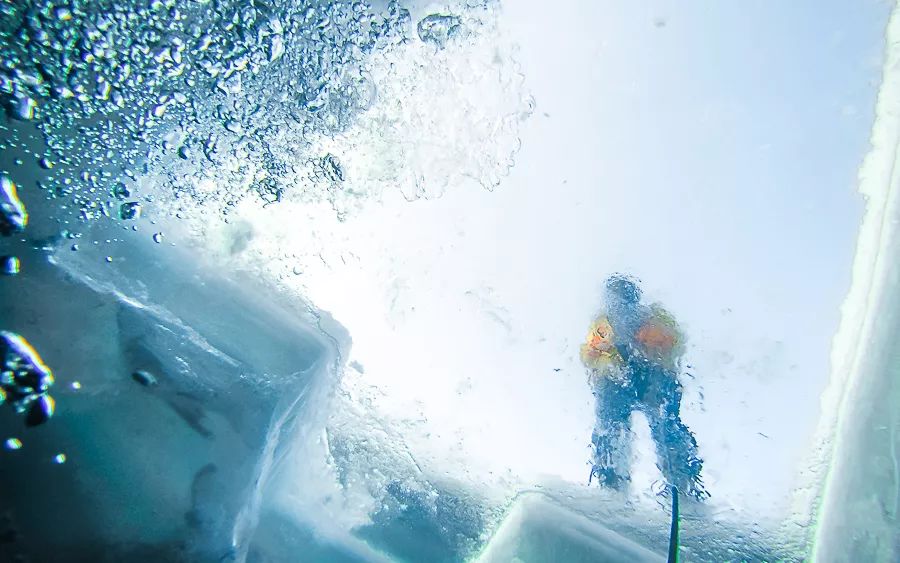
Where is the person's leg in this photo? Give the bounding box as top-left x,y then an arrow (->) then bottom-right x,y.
644,374 -> 708,501
590,380 -> 635,489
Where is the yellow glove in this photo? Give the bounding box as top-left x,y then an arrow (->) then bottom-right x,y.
580,317 -> 622,370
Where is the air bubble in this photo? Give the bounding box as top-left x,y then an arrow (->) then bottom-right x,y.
0,175 -> 27,236
119,202 -> 142,220
112,183 -> 131,199
10,96 -> 37,120
1,256 -> 20,275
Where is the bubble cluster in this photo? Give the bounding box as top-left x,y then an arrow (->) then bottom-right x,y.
0,331 -> 56,428
417,13 -> 464,48
0,163 -> 57,432
0,0 -> 411,223
0,0 -> 530,235
131,369 -> 158,387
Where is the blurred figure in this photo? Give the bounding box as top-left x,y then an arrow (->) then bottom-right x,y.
581,274 -> 708,501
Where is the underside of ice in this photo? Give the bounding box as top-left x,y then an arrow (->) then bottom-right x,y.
1,0 -> 899,561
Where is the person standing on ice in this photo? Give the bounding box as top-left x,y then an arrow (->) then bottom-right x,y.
580,274 -> 708,501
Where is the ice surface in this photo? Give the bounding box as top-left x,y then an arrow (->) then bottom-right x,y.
0,220 -> 342,561
476,493 -> 663,563
811,3 -> 900,560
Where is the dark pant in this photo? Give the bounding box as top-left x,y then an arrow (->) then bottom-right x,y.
590,358 -> 706,499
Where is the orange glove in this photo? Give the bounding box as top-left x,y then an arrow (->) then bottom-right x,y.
636,321 -> 677,360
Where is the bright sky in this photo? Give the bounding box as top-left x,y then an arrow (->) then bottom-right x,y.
201,0 -> 891,535
487,0 -> 891,519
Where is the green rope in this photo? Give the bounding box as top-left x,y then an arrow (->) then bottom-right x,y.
667,486 -> 680,563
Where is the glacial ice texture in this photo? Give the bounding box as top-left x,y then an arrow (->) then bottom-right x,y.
0,0 -> 897,562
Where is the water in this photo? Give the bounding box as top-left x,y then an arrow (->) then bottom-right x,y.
0,0 -> 897,561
